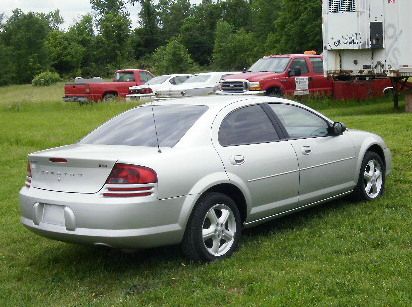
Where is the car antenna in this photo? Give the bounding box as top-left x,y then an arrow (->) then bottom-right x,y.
150,104 -> 162,153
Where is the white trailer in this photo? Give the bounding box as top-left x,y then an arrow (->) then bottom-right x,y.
322,0 -> 412,78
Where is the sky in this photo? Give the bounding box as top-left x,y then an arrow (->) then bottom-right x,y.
1,0 -> 203,29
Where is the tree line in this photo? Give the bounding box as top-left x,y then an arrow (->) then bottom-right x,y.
0,0 -> 322,86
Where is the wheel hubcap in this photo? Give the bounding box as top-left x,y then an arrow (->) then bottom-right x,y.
202,204 -> 236,257
363,159 -> 383,199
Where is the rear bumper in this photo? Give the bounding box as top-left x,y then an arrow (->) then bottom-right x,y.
63,96 -> 89,103
19,187 -> 186,248
125,94 -> 155,102
216,90 -> 266,96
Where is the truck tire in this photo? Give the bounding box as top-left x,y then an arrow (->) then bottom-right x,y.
103,93 -> 117,102
266,88 -> 283,97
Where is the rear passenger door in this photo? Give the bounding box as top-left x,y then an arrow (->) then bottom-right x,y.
268,103 -> 356,205
308,57 -> 333,95
213,104 -> 300,222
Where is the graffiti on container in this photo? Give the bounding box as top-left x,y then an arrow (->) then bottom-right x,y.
385,23 -> 402,69
328,32 -> 363,49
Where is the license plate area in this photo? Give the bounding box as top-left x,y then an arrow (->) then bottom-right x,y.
42,204 -> 65,226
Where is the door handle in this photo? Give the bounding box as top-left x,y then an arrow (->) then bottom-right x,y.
302,146 -> 312,155
231,155 -> 245,165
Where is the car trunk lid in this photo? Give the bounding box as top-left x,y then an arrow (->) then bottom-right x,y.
29,144 -> 158,194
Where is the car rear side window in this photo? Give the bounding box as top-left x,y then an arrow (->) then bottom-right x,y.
80,105 -> 208,147
269,104 -> 329,138
219,105 -> 279,146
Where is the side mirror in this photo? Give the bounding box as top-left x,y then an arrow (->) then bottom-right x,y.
242,67 -> 247,73
331,122 -> 347,136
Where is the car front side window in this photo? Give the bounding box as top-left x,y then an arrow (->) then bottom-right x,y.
219,105 -> 279,146
269,104 -> 329,139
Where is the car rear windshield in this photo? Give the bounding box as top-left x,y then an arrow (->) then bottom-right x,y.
146,75 -> 170,85
248,57 -> 290,73
80,105 -> 208,147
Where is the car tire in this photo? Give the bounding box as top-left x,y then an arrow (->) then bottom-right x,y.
181,192 -> 241,262
352,151 -> 385,201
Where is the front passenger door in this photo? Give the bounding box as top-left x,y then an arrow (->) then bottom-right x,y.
269,103 -> 357,205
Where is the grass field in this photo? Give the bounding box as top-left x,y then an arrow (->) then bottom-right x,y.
0,84 -> 411,306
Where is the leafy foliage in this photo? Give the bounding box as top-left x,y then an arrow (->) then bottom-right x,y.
272,0 -> 323,54
151,39 -> 195,74
32,71 -> 62,86
0,0 -> 324,85
212,21 -> 258,71
1,10 -> 52,84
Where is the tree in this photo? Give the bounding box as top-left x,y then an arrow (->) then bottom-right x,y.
156,0 -> 191,41
91,0 -> 131,68
136,0 -> 161,55
38,10 -> 64,30
0,44 -> 15,85
220,0 -> 252,30
2,9 -> 51,83
46,30 -> 84,76
179,2 -> 222,66
151,39 -> 195,74
98,13 -> 131,67
91,0 -> 128,17
67,15 -> 98,76
272,0 -> 322,54
212,20 -> 258,70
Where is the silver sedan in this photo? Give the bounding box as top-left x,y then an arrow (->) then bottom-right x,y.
20,96 -> 391,261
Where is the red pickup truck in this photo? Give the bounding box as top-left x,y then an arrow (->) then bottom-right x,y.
219,53 -> 393,100
63,69 -> 154,103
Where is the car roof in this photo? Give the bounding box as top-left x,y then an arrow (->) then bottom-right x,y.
193,72 -> 235,76
143,95 -> 334,123
145,95 -> 300,108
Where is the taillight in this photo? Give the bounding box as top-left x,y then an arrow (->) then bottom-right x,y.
141,88 -> 153,94
103,164 -> 157,197
106,164 -> 157,184
25,161 -> 32,188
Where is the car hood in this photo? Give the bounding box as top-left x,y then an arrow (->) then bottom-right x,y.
223,72 -> 282,82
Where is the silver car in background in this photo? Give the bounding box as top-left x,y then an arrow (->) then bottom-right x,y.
20,96 -> 391,261
126,74 -> 192,102
156,72 -> 238,98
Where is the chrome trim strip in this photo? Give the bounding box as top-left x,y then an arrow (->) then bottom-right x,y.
244,190 -> 352,226
248,169 -> 299,183
247,157 -> 355,183
299,156 -> 355,172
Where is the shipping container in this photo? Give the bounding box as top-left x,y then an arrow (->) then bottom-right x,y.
322,0 -> 412,78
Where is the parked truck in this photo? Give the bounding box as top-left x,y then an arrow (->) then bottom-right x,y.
63,69 -> 154,103
218,53 -> 392,100
322,0 -> 412,107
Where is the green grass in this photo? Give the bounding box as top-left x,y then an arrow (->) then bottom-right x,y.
1,83 -> 412,306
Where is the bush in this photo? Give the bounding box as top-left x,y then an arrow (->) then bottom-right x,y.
32,71 -> 61,86
151,39 -> 196,75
